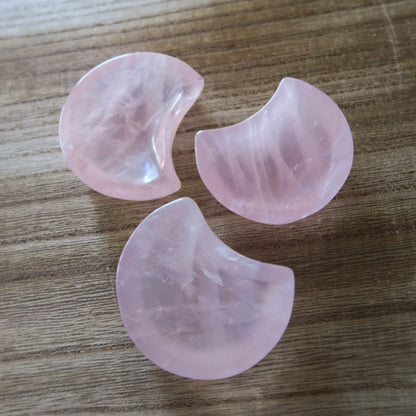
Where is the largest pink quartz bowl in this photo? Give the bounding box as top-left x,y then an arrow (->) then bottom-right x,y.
59,52 -> 204,200
195,77 -> 354,224
116,198 -> 294,380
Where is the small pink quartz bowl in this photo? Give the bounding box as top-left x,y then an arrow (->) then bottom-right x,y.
116,198 -> 295,380
59,52 -> 204,200
195,77 -> 354,224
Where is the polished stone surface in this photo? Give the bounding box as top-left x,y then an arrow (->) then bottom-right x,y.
195,77 -> 354,224
116,198 -> 294,379
59,52 -> 204,200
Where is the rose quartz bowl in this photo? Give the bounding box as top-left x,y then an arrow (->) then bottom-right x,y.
59,52 -> 204,200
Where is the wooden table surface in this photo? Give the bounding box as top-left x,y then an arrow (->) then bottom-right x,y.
1,0 -> 415,415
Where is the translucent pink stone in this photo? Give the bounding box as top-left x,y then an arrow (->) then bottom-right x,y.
59,52 -> 204,200
116,198 -> 294,379
195,77 -> 354,224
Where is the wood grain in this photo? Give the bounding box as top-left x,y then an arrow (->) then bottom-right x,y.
1,0 -> 415,415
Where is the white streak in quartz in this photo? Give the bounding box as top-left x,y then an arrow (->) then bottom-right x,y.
199,268 -> 225,286
116,198 -> 294,380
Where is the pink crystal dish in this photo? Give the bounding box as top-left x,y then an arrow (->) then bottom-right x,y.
195,77 -> 354,224
116,197 -> 294,380
59,52 -> 204,200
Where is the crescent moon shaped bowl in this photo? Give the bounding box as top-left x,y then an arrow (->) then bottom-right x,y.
59,52 -> 204,200
116,197 -> 295,380
195,77 -> 354,224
